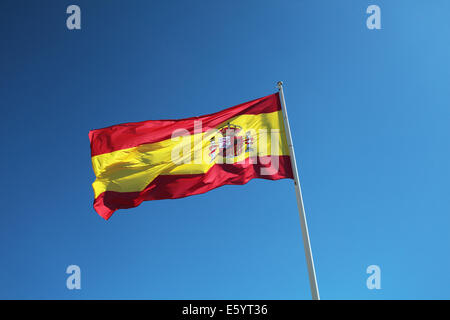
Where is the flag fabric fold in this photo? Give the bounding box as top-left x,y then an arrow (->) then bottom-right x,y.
89,93 -> 293,220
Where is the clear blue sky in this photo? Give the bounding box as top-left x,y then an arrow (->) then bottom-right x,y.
1,0 -> 449,299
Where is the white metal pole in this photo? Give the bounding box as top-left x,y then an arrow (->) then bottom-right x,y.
277,81 -> 320,300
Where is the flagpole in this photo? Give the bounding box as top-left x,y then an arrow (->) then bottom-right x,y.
277,81 -> 320,300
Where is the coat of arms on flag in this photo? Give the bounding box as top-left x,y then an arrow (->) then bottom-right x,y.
208,123 -> 254,161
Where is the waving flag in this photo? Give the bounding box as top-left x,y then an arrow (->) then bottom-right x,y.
89,93 -> 293,220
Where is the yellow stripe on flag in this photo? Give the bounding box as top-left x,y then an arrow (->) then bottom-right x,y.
91,110 -> 289,197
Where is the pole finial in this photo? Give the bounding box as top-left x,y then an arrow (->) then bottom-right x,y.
277,81 -> 283,89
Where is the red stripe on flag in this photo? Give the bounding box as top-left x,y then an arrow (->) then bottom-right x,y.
93,155 -> 293,220
89,93 -> 281,157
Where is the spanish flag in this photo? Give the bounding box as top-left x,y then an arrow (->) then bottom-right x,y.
89,93 -> 293,219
